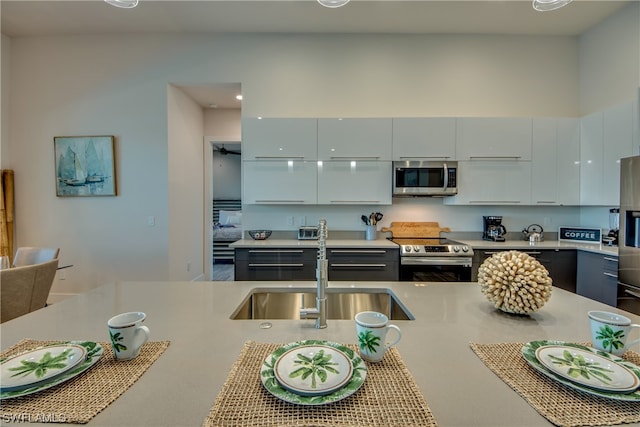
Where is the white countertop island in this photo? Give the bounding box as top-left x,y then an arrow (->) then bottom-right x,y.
1,280 -> 638,426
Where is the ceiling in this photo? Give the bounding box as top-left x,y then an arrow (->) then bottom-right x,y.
1,0 -> 633,108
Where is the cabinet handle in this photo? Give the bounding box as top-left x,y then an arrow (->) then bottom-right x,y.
331,263 -> 387,268
468,156 -> 522,160
522,251 -> 542,255
624,288 -> 640,299
603,272 -> 618,279
330,250 -> 387,254
254,200 -> 306,203
470,201 -> 521,204
329,156 -> 380,160
254,156 -> 305,159
330,200 -> 381,203
249,250 -> 304,254
535,201 -> 557,204
603,257 -> 618,262
248,263 -> 305,267
398,156 -> 451,160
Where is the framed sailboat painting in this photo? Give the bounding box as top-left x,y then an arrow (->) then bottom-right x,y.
54,135 -> 116,197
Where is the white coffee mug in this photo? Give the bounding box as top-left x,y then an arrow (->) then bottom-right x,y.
588,310 -> 640,356
355,311 -> 402,362
108,312 -> 150,360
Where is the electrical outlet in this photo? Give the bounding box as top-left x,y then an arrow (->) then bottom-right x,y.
187,262 -> 192,272
286,216 -> 294,226
59,270 -> 66,280
543,217 -> 551,226
147,216 -> 156,227
298,216 -> 306,226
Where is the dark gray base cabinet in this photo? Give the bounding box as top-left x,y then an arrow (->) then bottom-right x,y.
576,251 -> 618,307
234,248 -> 317,281
327,248 -> 399,281
235,247 -> 400,281
472,249 -> 576,293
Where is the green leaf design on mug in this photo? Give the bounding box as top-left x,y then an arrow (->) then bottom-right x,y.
358,330 -> 381,353
595,325 -> 625,353
8,349 -> 73,378
109,331 -> 128,353
288,349 -> 339,389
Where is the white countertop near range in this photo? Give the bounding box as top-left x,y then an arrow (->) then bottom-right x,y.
230,237 -> 619,256
460,239 -> 619,256
230,238 -> 398,249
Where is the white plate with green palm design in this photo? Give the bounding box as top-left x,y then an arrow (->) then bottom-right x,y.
535,345 -> 639,393
261,340 -> 366,405
521,340 -> 640,401
0,341 -> 103,400
1,344 -> 87,391
274,344 -> 353,396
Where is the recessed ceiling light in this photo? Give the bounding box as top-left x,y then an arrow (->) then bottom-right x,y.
532,0 -> 572,12
104,0 -> 139,9
317,0 -> 350,8
235,95 -> 243,101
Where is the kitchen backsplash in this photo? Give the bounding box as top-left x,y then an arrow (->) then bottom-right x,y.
240,199 -> 614,234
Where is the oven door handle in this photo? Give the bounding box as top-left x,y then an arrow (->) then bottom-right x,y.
401,257 -> 472,267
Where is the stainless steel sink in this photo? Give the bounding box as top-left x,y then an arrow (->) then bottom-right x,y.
230,288 -> 414,320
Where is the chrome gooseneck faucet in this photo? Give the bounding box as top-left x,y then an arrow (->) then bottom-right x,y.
300,218 -> 328,329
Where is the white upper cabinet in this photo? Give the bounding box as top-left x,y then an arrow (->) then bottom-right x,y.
531,118 -> 580,206
456,118 -> 532,160
242,160 -> 317,205
392,118 -> 456,160
580,101 -> 635,206
603,102 -> 634,205
317,118 -> 392,160
443,161 -> 531,205
556,118 -> 581,205
580,111 -> 604,206
242,118 -> 317,160
317,161 -> 392,205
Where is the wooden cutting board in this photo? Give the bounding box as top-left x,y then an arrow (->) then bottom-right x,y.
380,222 -> 451,238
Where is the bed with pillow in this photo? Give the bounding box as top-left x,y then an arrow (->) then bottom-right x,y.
212,200 -> 242,263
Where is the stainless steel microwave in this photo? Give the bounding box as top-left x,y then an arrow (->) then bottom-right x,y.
393,161 -> 458,197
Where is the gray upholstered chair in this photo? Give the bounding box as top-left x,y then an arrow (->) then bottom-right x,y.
0,259 -> 59,323
12,247 -> 60,267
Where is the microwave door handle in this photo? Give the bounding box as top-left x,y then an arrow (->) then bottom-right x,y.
442,163 -> 449,192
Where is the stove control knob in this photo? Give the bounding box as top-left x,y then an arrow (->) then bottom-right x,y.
452,245 -> 460,253
403,245 -> 412,253
461,245 -> 470,252
413,246 -> 421,253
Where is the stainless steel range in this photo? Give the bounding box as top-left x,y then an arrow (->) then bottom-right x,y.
392,237 -> 474,282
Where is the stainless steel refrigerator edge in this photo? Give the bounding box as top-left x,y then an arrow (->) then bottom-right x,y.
618,155 -> 640,314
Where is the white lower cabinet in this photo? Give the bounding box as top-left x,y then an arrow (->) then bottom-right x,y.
444,160 -> 531,205
317,161 -> 392,205
243,161 -> 317,204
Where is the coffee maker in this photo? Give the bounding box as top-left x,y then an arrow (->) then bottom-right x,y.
603,208 -> 619,246
483,216 -> 507,242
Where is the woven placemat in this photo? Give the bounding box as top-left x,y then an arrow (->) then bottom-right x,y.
470,342 -> 640,427
203,341 -> 438,427
0,339 -> 170,424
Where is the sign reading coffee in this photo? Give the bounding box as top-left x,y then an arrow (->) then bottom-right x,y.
559,226 -> 602,243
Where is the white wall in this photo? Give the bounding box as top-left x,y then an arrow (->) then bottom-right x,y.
578,1 -> 640,115
2,8 -> 638,298
1,35 -> 10,169
204,109 -> 241,141
167,85 -> 205,281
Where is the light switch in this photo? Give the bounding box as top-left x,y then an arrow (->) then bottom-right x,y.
147,216 -> 156,227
